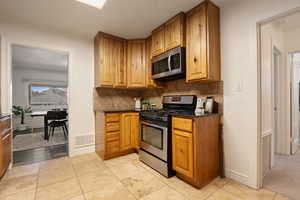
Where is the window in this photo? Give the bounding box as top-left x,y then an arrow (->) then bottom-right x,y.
29,84 -> 67,105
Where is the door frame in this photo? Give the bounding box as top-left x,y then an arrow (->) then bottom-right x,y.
1,41 -> 71,163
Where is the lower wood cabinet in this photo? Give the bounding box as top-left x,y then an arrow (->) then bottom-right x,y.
0,116 -> 12,178
172,129 -> 194,179
172,115 -> 220,188
95,112 -> 139,160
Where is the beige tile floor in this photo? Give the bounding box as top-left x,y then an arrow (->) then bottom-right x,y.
0,153 -> 291,200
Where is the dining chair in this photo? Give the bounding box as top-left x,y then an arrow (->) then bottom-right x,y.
47,111 -> 68,140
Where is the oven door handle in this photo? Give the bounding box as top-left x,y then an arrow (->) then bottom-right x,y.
141,121 -> 168,130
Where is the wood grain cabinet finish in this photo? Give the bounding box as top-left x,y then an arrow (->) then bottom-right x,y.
145,37 -> 163,88
186,1 -> 220,82
127,40 -> 146,88
120,113 -> 140,151
172,129 -> 194,178
0,116 -> 12,178
152,13 -> 186,57
95,112 -> 139,160
151,25 -> 165,57
165,12 -> 186,51
172,115 -> 220,188
94,32 -> 126,88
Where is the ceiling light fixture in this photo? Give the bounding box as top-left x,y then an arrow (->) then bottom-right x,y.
76,0 -> 106,9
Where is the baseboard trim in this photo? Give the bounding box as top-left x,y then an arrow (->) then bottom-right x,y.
225,169 -> 254,188
69,144 -> 95,157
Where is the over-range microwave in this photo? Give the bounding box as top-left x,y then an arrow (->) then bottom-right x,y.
152,47 -> 185,81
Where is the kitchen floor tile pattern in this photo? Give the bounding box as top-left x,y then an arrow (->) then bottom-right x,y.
0,153 -> 291,200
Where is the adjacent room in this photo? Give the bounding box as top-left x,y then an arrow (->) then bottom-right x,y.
11,44 -> 69,166
260,11 -> 300,199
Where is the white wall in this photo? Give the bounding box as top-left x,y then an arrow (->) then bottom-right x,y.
12,67 -> 67,129
0,21 -> 95,156
220,0 -> 300,188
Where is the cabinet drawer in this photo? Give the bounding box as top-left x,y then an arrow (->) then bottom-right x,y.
105,122 -> 120,132
106,140 -> 120,155
105,114 -> 120,123
172,117 -> 193,132
106,132 -> 120,142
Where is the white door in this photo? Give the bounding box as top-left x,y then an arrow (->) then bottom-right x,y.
290,52 -> 300,154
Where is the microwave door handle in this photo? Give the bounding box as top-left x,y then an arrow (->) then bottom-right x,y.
168,55 -> 171,71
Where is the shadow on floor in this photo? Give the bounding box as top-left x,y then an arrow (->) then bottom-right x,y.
13,144 -> 68,166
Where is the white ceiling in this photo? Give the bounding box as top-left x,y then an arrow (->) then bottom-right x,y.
0,0 -> 225,39
12,45 -> 68,72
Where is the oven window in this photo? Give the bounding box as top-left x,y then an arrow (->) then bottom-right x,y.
142,125 -> 163,150
152,57 -> 169,75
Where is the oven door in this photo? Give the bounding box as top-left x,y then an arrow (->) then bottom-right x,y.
140,121 -> 168,161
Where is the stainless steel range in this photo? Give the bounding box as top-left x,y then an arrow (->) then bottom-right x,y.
139,95 -> 197,177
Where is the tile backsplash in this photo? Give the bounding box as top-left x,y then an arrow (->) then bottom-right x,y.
94,79 -> 223,113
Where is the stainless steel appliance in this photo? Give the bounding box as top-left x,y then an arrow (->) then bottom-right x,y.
152,47 -> 185,81
139,95 -> 197,177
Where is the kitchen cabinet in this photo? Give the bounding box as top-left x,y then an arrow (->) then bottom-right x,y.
94,32 -> 126,88
127,40 -> 146,88
114,40 -> 127,88
165,12 -> 186,52
0,116 -> 12,178
186,1 -> 220,82
152,13 -> 186,57
172,115 -> 220,188
95,112 -> 139,160
145,37 -> 162,88
151,25 -> 165,57
172,129 -> 194,178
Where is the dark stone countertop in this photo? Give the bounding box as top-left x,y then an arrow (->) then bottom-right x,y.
170,112 -> 221,118
95,109 -> 141,113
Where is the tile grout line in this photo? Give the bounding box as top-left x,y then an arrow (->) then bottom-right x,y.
71,158 -> 88,200
34,162 -> 41,200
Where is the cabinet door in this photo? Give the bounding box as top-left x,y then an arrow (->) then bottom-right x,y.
114,40 -> 127,87
151,26 -> 165,57
127,40 -> 146,88
165,13 -> 185,51
172,129 -> 194,178
130,113 -> 140,149
186,4 -> 208,81
99,36 -> 115,86
120,113 -> 133,151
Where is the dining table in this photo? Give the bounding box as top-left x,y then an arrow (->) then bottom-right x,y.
30,111 -> 49,140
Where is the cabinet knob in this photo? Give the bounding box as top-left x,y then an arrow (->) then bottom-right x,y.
194,57 -> 198,62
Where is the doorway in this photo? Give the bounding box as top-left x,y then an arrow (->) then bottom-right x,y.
259,10 -> 300,199
11,44 -> 69,166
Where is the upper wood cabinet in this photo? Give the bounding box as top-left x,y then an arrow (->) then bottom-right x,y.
114,40 -> 127,88
146,37 -> 163,88
127,40 -> 146,88
186,1 -> 220,82
94,32 -> 126,88
151,26 -> 165,57
152,13 -> 186,57
165,12 -> 186,52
